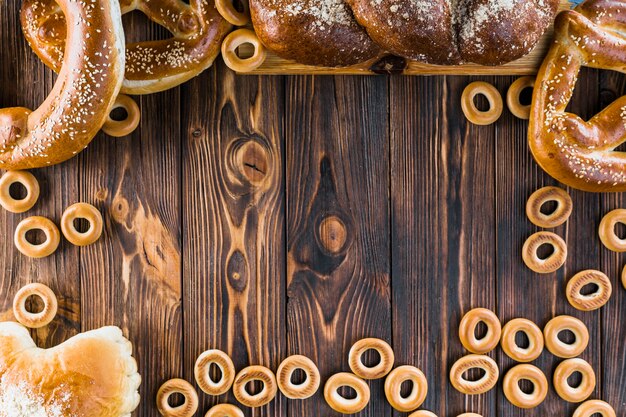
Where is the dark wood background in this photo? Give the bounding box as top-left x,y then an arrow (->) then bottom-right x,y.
1,4 -> 625,417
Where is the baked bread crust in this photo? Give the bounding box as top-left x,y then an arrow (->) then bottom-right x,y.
0,322 -> 141,417
251,0 -> 560,67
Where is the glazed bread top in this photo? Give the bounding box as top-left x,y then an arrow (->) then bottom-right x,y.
251,0 -> 560,67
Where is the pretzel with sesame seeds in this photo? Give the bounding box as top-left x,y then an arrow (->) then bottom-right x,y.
0,0 -> 125,170
530,0 -> 626,192
22,0 -> 231,95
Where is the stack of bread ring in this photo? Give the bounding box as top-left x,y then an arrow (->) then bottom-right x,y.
450,307 -> 616,415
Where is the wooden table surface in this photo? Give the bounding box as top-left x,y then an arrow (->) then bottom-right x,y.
2,6 -> 626,417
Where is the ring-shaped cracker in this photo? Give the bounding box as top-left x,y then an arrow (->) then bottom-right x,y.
276,355 -> 321,399
500,318 -> 544,363
503,364 -> 548,409
449,354 -> 499,395
204,404 -> 244,417
102,95 -> 141,138
232,365 -> 277,408
622,264 -> 626,290
384,365 -> 428,412
221,29 -> 267,73
553,358 -> 596,403
507,77 -> 535,120
543,315 -> 589,358
324,372 -> 370,414
461,82 -> 503,126
348,337 -> 395,379
522,231 -> 567,273
12,283 -> 58,329
459,308 -> 502,354
215,0 -> 250,26
194,349 -> 236,396
0,171 -> 40,213
409,411 -> 438,417
156,378 -> 199,417
525,186 -> 572,228
599,209 -> 626,252
60,203 -> 103,247
566,270 -> 612,311
14,216 -> 60,258
573,400 -> 616,417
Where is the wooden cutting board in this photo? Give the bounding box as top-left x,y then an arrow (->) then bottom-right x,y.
243,0 -> 574,75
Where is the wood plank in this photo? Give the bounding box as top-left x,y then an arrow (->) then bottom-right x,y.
181,63 -> 286,415
0,1 -> 80,346
243,1 -> 571,76
285,75 -> 390,416
78,14 -> 183,417
495,69 -> 602,417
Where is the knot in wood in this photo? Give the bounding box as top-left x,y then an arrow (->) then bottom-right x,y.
227,250 -> 248,292
234,140 -> 270,187
318,215 -> 347,254
111,195 -> 129,223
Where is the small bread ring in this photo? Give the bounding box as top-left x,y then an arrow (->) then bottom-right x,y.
409,411 -> 438,417
348,338 -> 395,379
525,186 -> 572,228
500,318 -> 544,363
507,76 -> 535,119
156,378 -> 198,417
0,171 -> 40,213
457,414 -> 483,417
60,203 -> 103,247
622,264 -> 626,290
221,29 -> 266,73
324,372 -> 370,414
205,404 -> 244,417
232,365 -> 277,408
215,0 -> 249,26
553,358 -> 596,403
449,354 -> 499,395
522,231 -> 567,273
12,283 -> 58,328
461,81 -> 503,126
276,355 -> 321,399
503,364 -> 548,408
599,209 -> 626,252
194,349 -> 236,396
573,400 -> 616,417
384,365 -> 428,412
102,94 -> 141,138
543,315 -> 589,358
14,216 -> 60,258
566,270 -> 612,312
458,308 -> 501,354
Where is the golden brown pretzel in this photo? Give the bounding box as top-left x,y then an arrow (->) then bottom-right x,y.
1,0 -> 124,170
461,82 -> 503,126
12,283 -> 58,328
0,170 -> 40,213
507,77 -> 535,120
529,0 -> 626,192
500,318 -> 544,363
156,378 -> 199,417
102,95 -> 141,138
573,400 -> 616,417
348,337 -> 395,379
22,0 -> 231,95
194,349 -> 236,396
324,372 -> 370,414
232,365 -> 277,408
553,358 -> 596,403
205,404 -> 244,417
458,308 -> 501,354
522,231 -> 567,273
384,365 -> 428,412
525,186 -> 572,228
503,364 -> 548,409
566,270 -> 613,311
599,209 -> 626,252
544,315 -> 589,358
14,216 -> 61,258
276,355 -> 321,399
449,354 -> 499,395
61,202 -> 104,246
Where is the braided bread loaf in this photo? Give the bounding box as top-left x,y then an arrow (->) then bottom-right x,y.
250,0 -> 560,67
